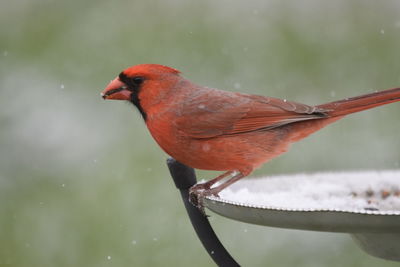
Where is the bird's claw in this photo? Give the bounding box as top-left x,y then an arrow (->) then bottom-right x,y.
189,183 -> 220,215
189,184 -> 208,214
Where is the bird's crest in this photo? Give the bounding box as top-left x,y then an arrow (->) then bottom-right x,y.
123,64 -> 181,77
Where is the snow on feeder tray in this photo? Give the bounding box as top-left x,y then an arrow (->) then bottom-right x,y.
204,170 -> 400,261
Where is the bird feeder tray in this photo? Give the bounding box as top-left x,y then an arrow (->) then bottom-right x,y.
204,170 -> 400,261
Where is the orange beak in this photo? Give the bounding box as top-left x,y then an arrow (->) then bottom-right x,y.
101,77 -> 132,100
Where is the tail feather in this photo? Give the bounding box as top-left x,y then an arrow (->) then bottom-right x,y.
317,87 -> 400,117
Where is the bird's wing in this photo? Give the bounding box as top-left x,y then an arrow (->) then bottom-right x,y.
174,91 -> 328,139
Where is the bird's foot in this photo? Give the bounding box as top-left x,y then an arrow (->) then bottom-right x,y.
189,183 -> 221,215
189,183 -> 209,214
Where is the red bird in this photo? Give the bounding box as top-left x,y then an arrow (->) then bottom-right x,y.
102,64 -> 400,206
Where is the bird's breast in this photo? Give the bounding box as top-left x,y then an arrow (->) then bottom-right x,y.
146,113 -> 291,172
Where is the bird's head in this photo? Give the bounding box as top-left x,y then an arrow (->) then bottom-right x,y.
101,64 -> 181,119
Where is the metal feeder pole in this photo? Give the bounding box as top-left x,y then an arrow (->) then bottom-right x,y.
167,158 -> 240,267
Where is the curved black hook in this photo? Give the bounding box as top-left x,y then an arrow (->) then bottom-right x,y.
167,158 -> 240,267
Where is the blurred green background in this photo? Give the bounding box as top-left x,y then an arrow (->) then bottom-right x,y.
1,0 -> 400,266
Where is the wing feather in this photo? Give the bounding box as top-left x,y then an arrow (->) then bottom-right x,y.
174,90 -> 328,139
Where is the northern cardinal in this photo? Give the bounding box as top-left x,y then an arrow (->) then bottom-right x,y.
102,64 -> 400,208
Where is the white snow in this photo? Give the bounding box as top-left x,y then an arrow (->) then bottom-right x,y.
218,170 -> 400,212
233,82 -> 241,89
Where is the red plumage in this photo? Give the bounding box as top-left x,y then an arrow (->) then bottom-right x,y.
102,64 -> 400,205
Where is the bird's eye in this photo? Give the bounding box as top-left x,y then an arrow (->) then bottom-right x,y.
131,77 -> 144,85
